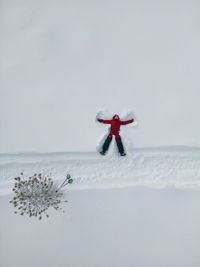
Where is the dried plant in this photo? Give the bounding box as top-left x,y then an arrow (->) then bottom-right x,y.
10,173 -> 73,220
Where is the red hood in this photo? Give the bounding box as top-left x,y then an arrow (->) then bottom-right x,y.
113,114 -> 120,120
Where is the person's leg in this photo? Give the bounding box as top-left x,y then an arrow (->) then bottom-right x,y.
101,135 -> 112,154
115,136 -> 126,155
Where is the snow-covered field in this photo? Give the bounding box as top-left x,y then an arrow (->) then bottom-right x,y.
1,147 -> 200,267
1,0 -> 200,266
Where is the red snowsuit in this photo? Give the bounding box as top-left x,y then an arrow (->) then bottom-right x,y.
98,115 -> 134,138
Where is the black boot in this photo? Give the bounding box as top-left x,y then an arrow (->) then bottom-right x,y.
100,135 -> 112,155
115,137 -> 125,155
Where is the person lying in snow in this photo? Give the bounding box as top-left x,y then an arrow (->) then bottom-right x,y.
98,114 -> 134,156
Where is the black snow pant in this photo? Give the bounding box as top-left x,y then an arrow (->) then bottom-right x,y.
115,136 -> 125,154
102,135 -> 125,154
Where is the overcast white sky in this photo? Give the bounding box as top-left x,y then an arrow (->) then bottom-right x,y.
1,0 -> 200,153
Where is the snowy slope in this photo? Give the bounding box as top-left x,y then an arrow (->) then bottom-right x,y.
1,146 -> 200,195
1,1 -> 200,153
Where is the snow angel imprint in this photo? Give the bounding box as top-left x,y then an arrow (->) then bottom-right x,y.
98,114 -> 134,156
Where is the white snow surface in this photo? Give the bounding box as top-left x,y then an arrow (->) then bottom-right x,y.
2,0 -> 200,153
1,146 -> 200,195
1,147 -> 200,267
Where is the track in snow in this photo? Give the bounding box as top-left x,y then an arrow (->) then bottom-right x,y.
1,146 -> 200,195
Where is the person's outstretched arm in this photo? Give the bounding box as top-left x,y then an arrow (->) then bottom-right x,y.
120,118 -> 134,125
98,119 -> 111,124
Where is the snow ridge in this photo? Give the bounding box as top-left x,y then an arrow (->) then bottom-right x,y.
1,147 -> 200,195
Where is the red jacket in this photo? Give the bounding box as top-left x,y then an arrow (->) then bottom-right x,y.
98,115 -> 134,138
